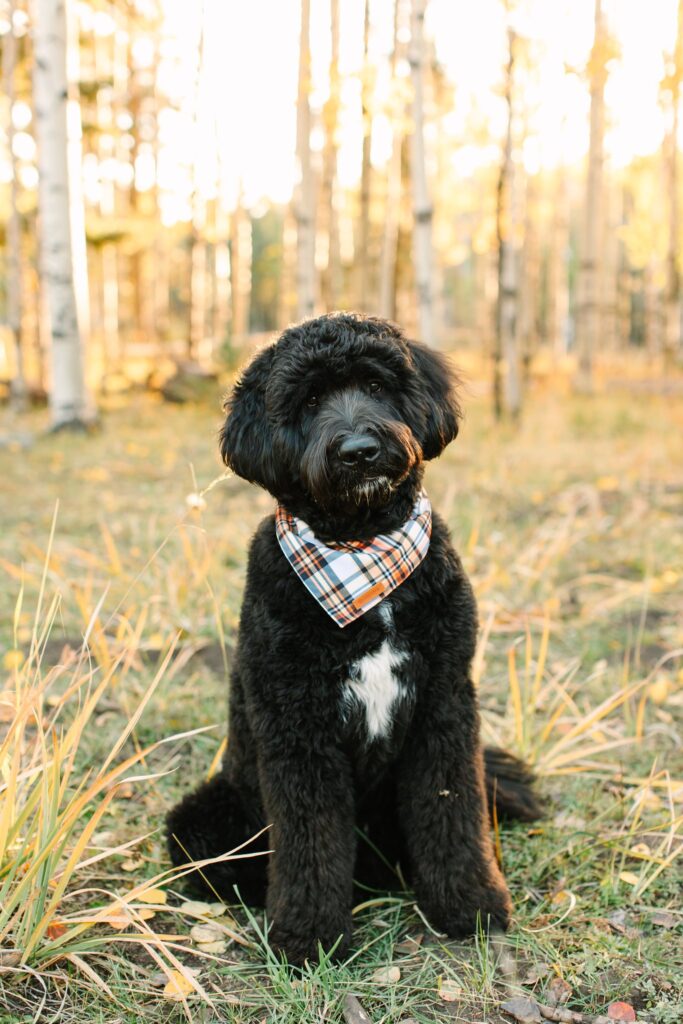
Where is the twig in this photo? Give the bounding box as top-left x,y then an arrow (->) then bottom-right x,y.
538,1004 -> 587,1023
343,993 -> 372,1024
502,996 -> 606,1024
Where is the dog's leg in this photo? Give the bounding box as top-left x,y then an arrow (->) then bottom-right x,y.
166,773 -> 269,905
258,745 -> 356,965
396,675 -> 512,936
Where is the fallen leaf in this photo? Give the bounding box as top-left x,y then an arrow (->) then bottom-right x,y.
2,649 -> 24,671
371,965 -> 400,985
179,899 -> 226,918
395,933 -> 423,954
647,675 -> 670,705
205,902 -> 227,917
618,871 -> 640,886
137,888 -> 167,905
438,978 -> 462,1002
501,995 -> 543,1022
546,976 -> 572,1006
638,788 -> 661,810
607,1001 -> 636,1022
606,910 -> 638,937
628,843 -> 651,858
195,939 -> 228,954
523,963 -> 551,985
113,782 -> 134,799
0,950 -> 22,967
163,968 -> 199,1002
102,912 -> 133,930
121,858 -> 143,872
650,910 -> 677,929
551,888 -> 572,905
190,922 -> 224,945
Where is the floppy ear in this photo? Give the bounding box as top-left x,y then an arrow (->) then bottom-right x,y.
219,345 -> 280,491
407,340 -> 462,460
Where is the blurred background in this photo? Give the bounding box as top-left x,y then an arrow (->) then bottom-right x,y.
1,0 -> 683,425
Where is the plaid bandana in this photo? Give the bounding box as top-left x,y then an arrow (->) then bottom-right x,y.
275,492 -> 432,628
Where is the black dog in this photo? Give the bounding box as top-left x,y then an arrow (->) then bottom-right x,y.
167,312 -> 540,965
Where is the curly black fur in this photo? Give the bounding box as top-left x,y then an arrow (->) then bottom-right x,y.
167,312 -> 542,965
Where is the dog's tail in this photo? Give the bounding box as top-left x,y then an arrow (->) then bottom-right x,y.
484,747 -> 543,822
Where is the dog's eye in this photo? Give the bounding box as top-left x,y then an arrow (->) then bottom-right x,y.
368,381 -> 382,394
306,394 -> 319,408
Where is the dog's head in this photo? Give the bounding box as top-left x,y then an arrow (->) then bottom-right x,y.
219,313 -> 461,514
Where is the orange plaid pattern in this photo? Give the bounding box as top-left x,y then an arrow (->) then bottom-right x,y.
275,493 -> 432,627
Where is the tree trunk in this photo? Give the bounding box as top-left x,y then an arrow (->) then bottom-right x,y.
520,167 -> 539,388
294,0 -> 316,320
547,166 -> 570,358
408,0 -> 435,346
575,0 -> 606,393
188,5 -> 208,361
230,198 -> 251,343
357,0 -> 372,310
34,0 -> 90,428
494,29 -> 521,421
3,2 -> 27,409
214,203 -> 231,347
378,0 -> 405,321
664,0 -> 683,366
279,207 -> 298,328
320,0 -> 341,312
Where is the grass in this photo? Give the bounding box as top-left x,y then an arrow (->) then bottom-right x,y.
0,380 -> 681,1023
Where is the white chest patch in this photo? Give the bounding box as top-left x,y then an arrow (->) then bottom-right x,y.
342,605 -> 408,740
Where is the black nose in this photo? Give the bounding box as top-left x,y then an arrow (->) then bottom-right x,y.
338,434 -> 380,466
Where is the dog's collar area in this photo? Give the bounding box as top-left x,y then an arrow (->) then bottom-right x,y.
275,492 -> 432,628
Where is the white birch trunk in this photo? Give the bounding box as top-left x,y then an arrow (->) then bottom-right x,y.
188,4 -> 207,361
520,167 -> 539,383
320,0 -> 341,312
295,0 -> 316,320
358,0 -> 372,309
4,3 -> 26,408
230,198 -> 251,342
494,29 -> 521,420
576,0 -> 606,393
408,0 -> 435,346
548,167 -> 570,358
34,0 -> 90,427
378,0 -> 405,321
664,0 -> 683,365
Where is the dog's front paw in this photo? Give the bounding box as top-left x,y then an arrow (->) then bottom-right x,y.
421,881 -> 512,938
268,919 -> 352,966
